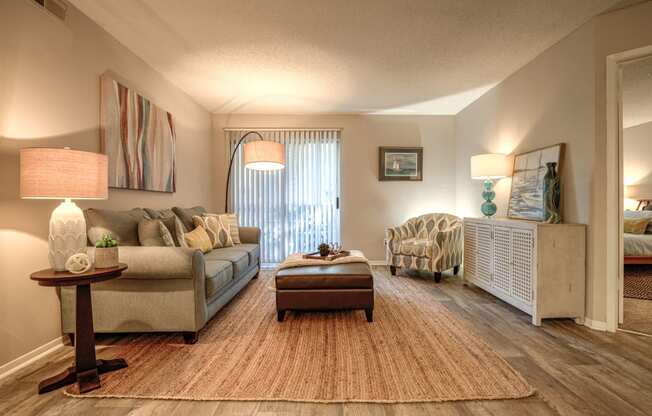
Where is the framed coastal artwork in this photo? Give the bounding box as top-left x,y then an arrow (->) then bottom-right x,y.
507,143 -> 565,221
378,147 -> 423,181
100,73 -> 176,193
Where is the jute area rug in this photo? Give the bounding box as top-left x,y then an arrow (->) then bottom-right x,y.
66,270 -> 533,403
624,265 -> 652,300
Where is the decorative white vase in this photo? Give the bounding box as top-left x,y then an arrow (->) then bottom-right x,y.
48,199 -> 87,271
94,247 -> 119,269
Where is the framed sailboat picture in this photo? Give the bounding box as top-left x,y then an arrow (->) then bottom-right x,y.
379,147 -> 423,181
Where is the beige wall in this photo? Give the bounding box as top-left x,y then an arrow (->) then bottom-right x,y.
623,121 -> 652,186
0,1 -> 213,367
212,114 -> 456,260
455,22 -> 595,223
455,1 -> 652,324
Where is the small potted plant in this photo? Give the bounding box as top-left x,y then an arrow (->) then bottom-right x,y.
318,243 -> 331,257
94,233 -> 119,268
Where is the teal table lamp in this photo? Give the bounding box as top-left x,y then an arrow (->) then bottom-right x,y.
471,154 -> 509,217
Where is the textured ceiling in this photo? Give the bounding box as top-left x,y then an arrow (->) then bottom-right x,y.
70,0 -> 619,114
623,56 -> 652,128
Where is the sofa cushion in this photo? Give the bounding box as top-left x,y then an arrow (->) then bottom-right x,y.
85,208 -> 149,246
205,260 -> 233,299
398,238 -> 436,258
237,244 -> 260,267
204,248 -> 250,276
144,208 -> 176,220
172,206 -> 206,232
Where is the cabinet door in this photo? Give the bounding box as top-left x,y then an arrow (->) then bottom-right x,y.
463,222 -> 477,280
475,224 -> 493,286
493,226 -> 512,296
511,228 -> 534,304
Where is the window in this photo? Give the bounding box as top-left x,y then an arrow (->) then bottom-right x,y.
227,129 -> 341,264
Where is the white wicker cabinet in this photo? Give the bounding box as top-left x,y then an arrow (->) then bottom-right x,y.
463,217 -> 586,325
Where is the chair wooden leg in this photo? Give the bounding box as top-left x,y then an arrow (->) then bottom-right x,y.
390,266 -> 396,276
453,265 -> 460,276
67,333 -> 75,346
182,332 -> 198,344
277,310 -> 286,322
434,272 -> 442,283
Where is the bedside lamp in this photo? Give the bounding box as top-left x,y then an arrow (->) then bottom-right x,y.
20,148 -> 108,271
471,153 -> 509,217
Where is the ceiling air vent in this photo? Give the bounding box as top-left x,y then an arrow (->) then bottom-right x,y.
32,0 -> 68,21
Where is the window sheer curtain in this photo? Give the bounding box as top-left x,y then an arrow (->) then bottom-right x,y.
227,129 -> 341,264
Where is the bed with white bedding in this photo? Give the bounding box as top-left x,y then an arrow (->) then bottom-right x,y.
624,209 -> 652,264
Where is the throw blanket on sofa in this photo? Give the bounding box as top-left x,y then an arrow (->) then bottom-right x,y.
277,250 -> 369,270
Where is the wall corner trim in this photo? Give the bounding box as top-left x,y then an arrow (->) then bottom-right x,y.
581,318 -> 609,332
0,336 -> 66,381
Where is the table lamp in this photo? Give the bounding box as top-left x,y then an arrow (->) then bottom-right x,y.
470,153 -> 509,217
20,148 -> 108,271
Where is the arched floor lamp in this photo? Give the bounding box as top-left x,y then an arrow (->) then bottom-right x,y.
225,131 -> 285,213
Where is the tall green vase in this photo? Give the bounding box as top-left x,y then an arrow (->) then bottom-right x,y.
480,180 -> 497,217
543,162 -> 561,224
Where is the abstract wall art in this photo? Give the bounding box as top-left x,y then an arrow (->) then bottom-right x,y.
100,73 -> 176,193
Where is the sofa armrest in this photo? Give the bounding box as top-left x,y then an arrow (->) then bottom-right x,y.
239,227 -> 261,244
88,246 -> 204,280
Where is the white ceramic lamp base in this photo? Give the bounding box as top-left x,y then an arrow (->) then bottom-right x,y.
49,199 -> 87,271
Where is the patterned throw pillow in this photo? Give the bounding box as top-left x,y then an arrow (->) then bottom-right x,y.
624,218 -> 650,235
203,215 -> 234,248
204,213 -> 241,244
183,226 -> 213,253
175,217 -> 189,248
159,221 -> 175,247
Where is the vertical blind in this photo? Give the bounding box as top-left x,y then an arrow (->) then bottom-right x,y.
227,129 -> 341,264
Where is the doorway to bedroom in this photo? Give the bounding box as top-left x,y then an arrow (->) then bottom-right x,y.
620,55 -> 652,335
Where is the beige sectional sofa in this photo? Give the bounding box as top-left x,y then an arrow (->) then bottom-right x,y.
60,206 -> 260,344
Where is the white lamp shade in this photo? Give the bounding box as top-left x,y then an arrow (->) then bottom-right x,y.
243,140 -> 285,171
20,148 -> 108,200
470,153 -> 510,180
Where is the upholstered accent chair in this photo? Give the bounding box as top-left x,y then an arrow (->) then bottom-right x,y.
385,213 -> 463,282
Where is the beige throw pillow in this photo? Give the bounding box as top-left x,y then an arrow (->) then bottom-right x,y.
203,215 -> 234,248
138,218 -> 168,246
183,226 -> 213,253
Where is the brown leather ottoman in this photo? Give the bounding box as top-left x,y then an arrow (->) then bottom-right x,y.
275,263 -> 374,322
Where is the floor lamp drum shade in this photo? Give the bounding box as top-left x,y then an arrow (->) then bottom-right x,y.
20,148 -> 108,271
470,153 -> 509,217
243,140 -> 285,171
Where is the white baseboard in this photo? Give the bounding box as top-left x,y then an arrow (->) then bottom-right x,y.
368,260 -> 387,266
581,317 -> 608,332
0,336 -> 66,381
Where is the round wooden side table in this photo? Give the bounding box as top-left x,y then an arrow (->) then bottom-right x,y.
30,263 -> 128,394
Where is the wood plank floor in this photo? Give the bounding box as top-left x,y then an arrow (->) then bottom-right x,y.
622,298 -> 652,335
2,266 -> 652,415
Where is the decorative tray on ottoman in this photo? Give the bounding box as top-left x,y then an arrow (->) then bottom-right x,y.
302,250 -> 350,261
